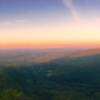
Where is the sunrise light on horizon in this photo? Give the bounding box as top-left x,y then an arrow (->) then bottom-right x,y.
0,0 -> 100,48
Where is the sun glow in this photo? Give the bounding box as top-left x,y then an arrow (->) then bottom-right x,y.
0,0 -> 100,48
0,16 -> 100,48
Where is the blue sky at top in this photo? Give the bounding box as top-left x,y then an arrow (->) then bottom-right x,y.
0,0 -> 100,22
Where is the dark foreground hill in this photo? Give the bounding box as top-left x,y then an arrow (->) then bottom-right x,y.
0,48 -> 100,100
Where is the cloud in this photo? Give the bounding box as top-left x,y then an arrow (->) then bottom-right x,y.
62,0 -> 80,22
15,19 -> 28,23
0,21 -> 12,25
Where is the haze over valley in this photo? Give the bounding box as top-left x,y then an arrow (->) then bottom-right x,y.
0,48 -> 100,99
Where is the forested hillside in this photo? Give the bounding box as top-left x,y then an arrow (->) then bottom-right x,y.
0,51 -> 100,100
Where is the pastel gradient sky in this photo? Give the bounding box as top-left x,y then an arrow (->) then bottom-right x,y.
0,0 -> 100,48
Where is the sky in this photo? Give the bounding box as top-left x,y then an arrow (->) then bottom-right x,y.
0,0 -> 100,48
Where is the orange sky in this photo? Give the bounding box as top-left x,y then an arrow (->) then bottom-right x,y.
0,0 -> 100,48
0,39 -> 100,49
0,18 -> 100,49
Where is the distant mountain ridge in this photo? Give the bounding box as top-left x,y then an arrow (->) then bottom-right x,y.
32,48 -> 100,63
0,48 -> 100,65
